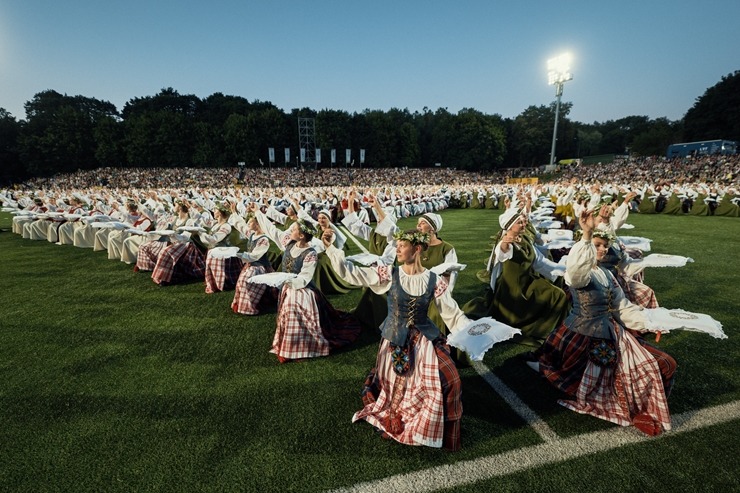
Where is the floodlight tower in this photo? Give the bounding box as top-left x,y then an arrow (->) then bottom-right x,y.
547,53 -> 573,168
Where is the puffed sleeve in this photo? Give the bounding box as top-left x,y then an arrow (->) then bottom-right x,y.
324,244 -> 392,294
605,270 -> 648,331
442,247 -> 459,291
240,234 -> 270,262
254,210 -> 290,252
228,213 -> 250,237
200,223 -> 231,247
340,211 -> 372,241
565,239 -> 596,289
433,277 -> 471,333
611,202 -> 630,229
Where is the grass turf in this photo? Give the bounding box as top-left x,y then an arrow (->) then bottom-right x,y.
0,209 -> 738,492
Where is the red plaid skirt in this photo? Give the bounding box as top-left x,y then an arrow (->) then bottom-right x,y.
136,240 -> 169,272
231,264 -> 276,315
271,284 -> 360,360
354,330 -> 462,450
539,323 -> 673,435
205,255 -> 244,293
151,242 -> 205,285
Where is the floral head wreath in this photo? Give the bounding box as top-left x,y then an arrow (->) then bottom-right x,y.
215,202 -> 231,215
592,229 -> 617,245
297,219 -> 319,237
393,230 -> 431,246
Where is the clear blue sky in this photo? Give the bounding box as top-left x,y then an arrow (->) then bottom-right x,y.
1,0 -> 738,124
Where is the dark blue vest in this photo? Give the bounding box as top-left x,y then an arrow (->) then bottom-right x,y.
379,267 -> 441,346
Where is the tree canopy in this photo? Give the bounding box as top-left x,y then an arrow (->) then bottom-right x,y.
2,71 -> 737,184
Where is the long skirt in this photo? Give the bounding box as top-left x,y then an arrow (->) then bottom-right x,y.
121,234 -> 148,264
271,284 -> 360,361
538,323 -> 676,435
93,228 -> 113,251
25,219 -> 51,240
136,240 -> 169,272
73,224 -> 97,248
231,264 -> 276,314
151,242 -> 206,285
353,330 -> 462,450
204,255 -> 244,293
57,221 -> 79,245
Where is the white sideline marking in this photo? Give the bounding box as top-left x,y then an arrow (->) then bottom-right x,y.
471,360 -> 558,443
330,400 -> 740,493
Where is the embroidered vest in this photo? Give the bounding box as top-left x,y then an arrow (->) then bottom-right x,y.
379,267 -> 441,346
564,266 -> 622,340
281,241 -> 314,274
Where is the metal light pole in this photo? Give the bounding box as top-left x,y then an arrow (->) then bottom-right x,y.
547,53 -> 573,168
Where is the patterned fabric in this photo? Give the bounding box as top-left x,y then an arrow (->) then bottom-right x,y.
136,240 -> 169,272
270,243 -> 360,360
617,276 -> 658,308
270,278 -> 360,360
539,323 -> 673,435
231,264 -> 276,315
355,331 -> 462,450
151,242 -> 206,285
204,254 -> 244,293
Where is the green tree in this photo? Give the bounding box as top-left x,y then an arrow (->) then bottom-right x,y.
20,90 -> 118,176
630,118 -> 683,156
683,70 -> 740,142
0,108 -> 23,184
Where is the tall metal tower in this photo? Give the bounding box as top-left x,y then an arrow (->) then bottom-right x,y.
298,117 -> 316,166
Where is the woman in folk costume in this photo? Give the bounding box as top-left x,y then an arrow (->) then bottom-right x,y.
135,200 -> 196,272
341,191 -> 400,332
463,207 -> 569,345
93,201 -> 128,252
151,203 -> 232,286
250,203 -> 361,363
323,228 -> 517,450
228,209 -> 276,314
592,193 -> 659,308
53,196 -> 87,245
107,201 -> 153,260
532,210 -> 677,436
297,204 -> 359,295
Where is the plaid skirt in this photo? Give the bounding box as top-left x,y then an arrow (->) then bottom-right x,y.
231,264 -> 276,315
271,283 -> 360,360
539,323 -> 672,435
354,330 -> 462,450
151,242 -> 206,285
617,275 -> 658,308
136,240 -> 169,272
205,254 -> 245,293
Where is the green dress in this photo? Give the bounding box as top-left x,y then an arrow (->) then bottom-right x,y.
714,195 -> 740,217
689,194 -> 709,216
463,237 -> 569,346
661,193 -> 682,215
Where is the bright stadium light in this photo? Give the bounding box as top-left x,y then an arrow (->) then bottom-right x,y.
547,53 -> 573,168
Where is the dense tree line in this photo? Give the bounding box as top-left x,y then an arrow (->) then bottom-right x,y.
1,70 -> 738,184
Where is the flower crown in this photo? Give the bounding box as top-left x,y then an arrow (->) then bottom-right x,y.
215,202 -> 231,215
393,230 -> 431,245
592,230 -> 617,244
297,220 -> 319,237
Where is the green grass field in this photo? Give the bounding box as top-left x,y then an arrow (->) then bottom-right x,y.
1,210 -> 738,493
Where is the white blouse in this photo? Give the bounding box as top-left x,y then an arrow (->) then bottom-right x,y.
325,245 -> 471,333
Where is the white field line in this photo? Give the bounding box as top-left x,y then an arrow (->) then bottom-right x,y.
331,399 -> 740,493
471,360 -> 559,443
